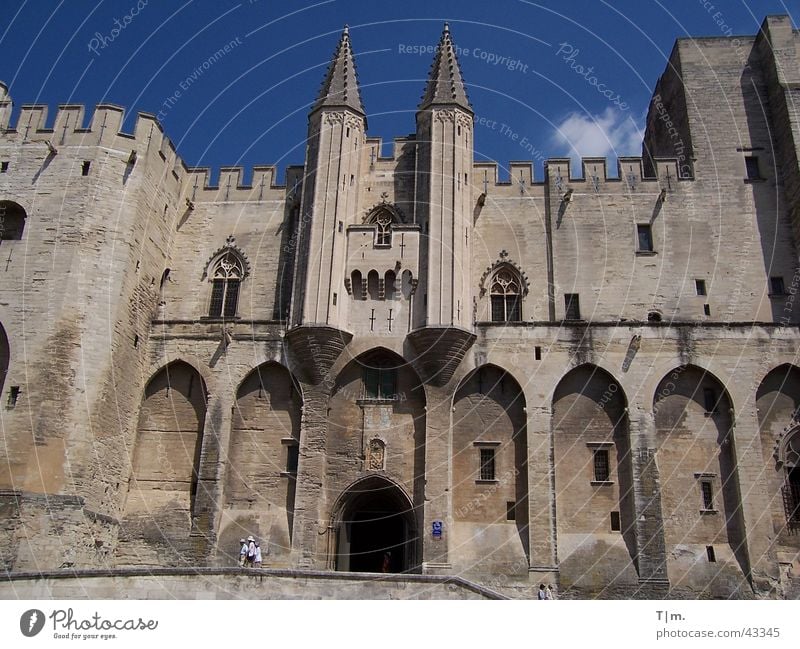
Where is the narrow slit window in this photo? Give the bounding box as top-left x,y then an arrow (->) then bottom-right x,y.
286,444 -> 299,473
703,387 -> 718,414
81,161 -> 91,176
506,501 -> 516,521
706,545 -> 716,562
610,511 -> 621,532
770,276 -> 785,296
744,155 -> 760,180
701,480 -> 714,510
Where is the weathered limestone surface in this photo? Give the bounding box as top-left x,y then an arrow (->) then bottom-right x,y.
0,18 -> 799,599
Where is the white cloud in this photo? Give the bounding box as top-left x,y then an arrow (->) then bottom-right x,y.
549,107 -> 643,174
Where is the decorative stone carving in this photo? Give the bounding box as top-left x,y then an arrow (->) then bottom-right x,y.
368,438 -> 385,471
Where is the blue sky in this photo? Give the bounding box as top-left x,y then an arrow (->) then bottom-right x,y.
1,0 -> 796,181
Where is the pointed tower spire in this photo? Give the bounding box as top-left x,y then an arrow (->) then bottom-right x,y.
419,23 -> 472,113
312,25 -> 366,117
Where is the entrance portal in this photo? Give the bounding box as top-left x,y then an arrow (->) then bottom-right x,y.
333,477 -> 418,573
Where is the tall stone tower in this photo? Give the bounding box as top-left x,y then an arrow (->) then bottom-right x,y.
287,26 -> 366,383
411,24 -> 476,386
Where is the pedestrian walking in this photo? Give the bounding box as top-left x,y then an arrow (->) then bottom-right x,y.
238,538 -> 247,567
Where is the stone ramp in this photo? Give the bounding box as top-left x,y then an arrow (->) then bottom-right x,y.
0,568 -> 507,600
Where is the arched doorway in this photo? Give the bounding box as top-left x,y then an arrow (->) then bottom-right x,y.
332,476 -> 418,573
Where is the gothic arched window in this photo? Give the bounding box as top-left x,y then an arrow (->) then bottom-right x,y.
374,211 -> 392,247
209,252 -> 244,317
490,268 -> 522,322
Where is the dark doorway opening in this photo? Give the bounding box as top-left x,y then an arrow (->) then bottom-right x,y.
349,509 -> 406,573
334,478 -> 418,573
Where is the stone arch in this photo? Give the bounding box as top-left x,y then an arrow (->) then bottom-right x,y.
219,362 -> 303,567
385,269 -> 396,300
119,360 -> 207,565
329,474 -> 418,572
0,200 -> 27,241
756,364 -> 800,544
451,364 -> 529,577
351,269 -> 364,300
363,202 -> 405,225
0,321 -> 8,397
367,270 -> 380,300
326,347 -> 426,570
551,364 -> 638,591
653,364 -> 750,595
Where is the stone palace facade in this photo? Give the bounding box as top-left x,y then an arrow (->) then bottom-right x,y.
1,16 -> 800,599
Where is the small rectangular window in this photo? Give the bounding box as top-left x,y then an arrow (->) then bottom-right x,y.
0,161 -> 8,172
695,279 -> 707,296
338,220 -> 343,233
480,448 -> 496,481
701,480 -> 714,510
770,276 -> 785,296
332,292 -> 338,306
637,224 -> 653,252
703,304 -> 711,316
506,501 -> 516,521
610,511 -> 621,532
286,444 -> 299,473
81,161 -> 91,176
593,449 -> 610,482
745,156 -> 760,180
706,545 -> 716,562
364,367 -> 397,400
534,346 -> 542,360
565,293 -> 581,320
7,386 -> 20,408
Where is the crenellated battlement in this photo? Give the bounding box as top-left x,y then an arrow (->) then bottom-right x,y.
184,164 -> 304,202
0,92 -> 305,204
471,157 -> 692,193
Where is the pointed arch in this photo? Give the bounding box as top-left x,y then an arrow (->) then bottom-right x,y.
452,364 -> 529,575
367,270 -> 380,301
551,363 -> 638,590
0,322 -> 8,397
653,365 -> 750,590
326,347 -> 426,571
120,360 -> 208,565
756,364 -> 800,537
221,362 -> 303,565
385,270 -> 396,300
329,474 -> 419,573
480,255 -> 529,323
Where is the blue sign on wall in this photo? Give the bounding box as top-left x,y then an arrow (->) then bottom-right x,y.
432,520 -> 443,538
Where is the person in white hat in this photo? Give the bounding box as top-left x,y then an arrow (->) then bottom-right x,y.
246,536 -> 256,568
238,539 -> 247,567
254,543 -> 262,568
